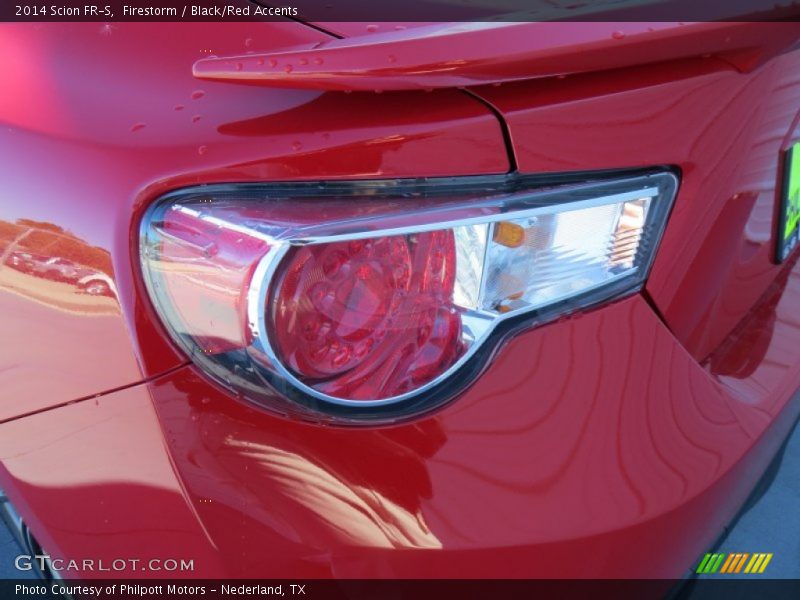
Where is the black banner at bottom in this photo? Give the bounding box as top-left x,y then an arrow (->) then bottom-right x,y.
3,579 -> 800,600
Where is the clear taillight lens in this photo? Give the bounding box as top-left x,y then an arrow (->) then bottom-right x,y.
140,172 -> 677,423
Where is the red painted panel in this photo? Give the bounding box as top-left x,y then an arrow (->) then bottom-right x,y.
472,45 -> 800,360
1,21 -> 799,581
3,272 -> 799,578
0,386 -> 226,578
0,23 -> 508,420
194,22 -> 800,92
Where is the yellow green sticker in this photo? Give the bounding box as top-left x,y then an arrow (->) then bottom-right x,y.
780,142 -> 800,261
785,146 -> 800,241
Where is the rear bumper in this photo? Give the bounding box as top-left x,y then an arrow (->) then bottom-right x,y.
1,254 -> 799,579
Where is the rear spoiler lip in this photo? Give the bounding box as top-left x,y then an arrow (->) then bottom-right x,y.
193,21 -> 800,92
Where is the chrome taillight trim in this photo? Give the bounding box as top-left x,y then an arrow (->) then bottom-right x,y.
140,170 -> 679,424
245,186 -> 661,409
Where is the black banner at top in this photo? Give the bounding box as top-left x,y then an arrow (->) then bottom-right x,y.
2,0 -> 800,22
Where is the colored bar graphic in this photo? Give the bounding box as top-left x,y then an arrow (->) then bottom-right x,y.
734,553 -> 749,573
759,553 -> 773,573
751,554 -> 766,573
696,554 -> 713,574
744,554 -> 759,573
698,552 -> 773,575
720,554 -> 736,573
711,554 -> 725,573
704,554 -> 720,574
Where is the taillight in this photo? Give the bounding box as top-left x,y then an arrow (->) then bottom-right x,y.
269,231 -> 462,400
140,172 -> 677,423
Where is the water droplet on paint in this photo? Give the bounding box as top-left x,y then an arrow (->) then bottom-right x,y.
291,141 -> 302,151
191,90 -> 205,100
284,64 -> 293,73
130,123 -> 145,132
612,31 -> 625,40
198,145 -> 208,155
366,24 -> 378,32
192,115 -> 201,123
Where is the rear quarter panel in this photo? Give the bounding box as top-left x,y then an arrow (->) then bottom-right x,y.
0,22 -> 508,421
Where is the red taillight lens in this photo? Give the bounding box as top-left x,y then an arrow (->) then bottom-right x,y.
270,231 -> 462,400
140,173 -> 677,423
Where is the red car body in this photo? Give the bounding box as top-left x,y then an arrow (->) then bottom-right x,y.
1,19 -> 800,580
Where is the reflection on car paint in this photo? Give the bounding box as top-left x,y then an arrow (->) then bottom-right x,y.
0,219 -> 117,302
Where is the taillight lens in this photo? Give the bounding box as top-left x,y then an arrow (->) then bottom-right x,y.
270,230 -> 463,400
141,172 -> 677,423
